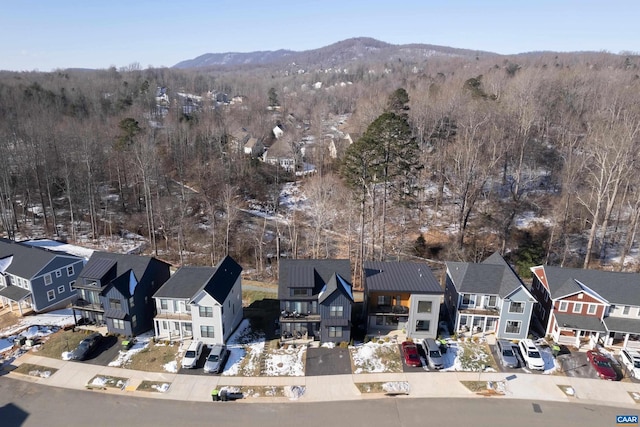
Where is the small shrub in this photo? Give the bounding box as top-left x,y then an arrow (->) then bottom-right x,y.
338,341 -> 349,348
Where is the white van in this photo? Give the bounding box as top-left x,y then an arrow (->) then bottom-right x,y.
181,340 -> 204,369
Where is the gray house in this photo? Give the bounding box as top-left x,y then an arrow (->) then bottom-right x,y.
72,252 -> 171,336
444,252 -> 536,340
364,261 -> 443,340
0,238 -> 84,314
152,256 -> 243,345
278,259 -> 353,343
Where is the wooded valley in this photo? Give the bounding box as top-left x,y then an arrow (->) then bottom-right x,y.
1,41 -> 639,284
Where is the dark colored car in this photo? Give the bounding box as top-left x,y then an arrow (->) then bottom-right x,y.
69,332 -> 102,361
586,350 -> 618,380
401,341 -> 422,367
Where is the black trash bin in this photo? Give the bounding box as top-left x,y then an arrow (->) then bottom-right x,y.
220,389 -> 228,402
211,389 -> 220,401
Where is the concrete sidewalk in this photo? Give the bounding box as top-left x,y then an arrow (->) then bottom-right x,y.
7,352 -> 640,408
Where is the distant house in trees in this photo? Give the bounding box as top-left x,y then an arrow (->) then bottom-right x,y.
272,125 -> 284,139
243,137 -> 264,157
0,238 -> 84,314
152,256 -> 243,345
72,252 -> 171,336
263,137 -> 298,172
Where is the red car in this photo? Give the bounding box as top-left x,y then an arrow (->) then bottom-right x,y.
586,350 -> 618,381
401,341 -> 422,367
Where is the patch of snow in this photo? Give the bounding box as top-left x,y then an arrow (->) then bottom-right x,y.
382,381 -> 410,394
321,342 -> 335,349
152,383 -> 170,393
0,338 -> 13,353
263,345 -> 306,376
541,346 -> 559,374
0,309 -> 75,337
514,211 -> 553,229
20,239 -> 95,259
564,386 -> 575,396
222,319 -> 266,376
61,351 -> 72,361
284,385 -> 305,400
108,334 -> 150,367
351,341 -> 399,374
163,360 -> 178,373
91,377 -> 108,387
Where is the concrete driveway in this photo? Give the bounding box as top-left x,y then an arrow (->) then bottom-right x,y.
305,347 -> 352,376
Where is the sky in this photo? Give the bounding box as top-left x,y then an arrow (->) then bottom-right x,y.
1,0 -> 638,72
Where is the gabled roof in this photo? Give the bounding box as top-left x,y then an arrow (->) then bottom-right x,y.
445,252 -> 525,298
153,256 -> 242,304
0,238 -> 80,279
202,256 -> 243,304
278,259 -> 351,299
318,273 -> 354,303
364,261 -> 441,294
540,266 -> 640,305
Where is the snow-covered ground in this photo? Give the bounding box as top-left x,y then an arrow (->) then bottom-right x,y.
351,340 -> 401,374
0,309 -> 75,338
108,332 -> 154,368
222,319 -> 265,376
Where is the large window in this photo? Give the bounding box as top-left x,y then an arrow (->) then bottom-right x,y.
377,295 -> 392,306
47,290 -> 55,301
109,298 -> 122,310
623,306 -> 631,315
69,281 -> 76,292
201,325 -> 215,338
505,320 -> 521,334
328,326 -> 343,338
417,301 -> 432,313
587,304 -> 597,315
485,296 -> 497,308
44,274 -> 52,286
291,288 -> 309,297
416,320 -> 431,331
160,299 -> 168,310
573,303 -> 583,313
462,294 -> 476,307
199,306 -> 213,317
330,306 -> 343,317
112,319 -> 125,329
558,301 -> 568,312
509,302 -> 524,313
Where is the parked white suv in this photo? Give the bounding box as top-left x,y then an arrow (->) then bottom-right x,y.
620,348 -> 640,379
518,339 -> 545,370
181,340 -> 204,369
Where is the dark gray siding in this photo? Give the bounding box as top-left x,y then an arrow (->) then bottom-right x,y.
319,291 -> 352,343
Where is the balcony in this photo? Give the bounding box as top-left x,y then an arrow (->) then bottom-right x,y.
72,299 -> 104,313
459,306 -> 500,316
154,311 -> 192,321
370,305 -> 409,315
279,310 -> 321,323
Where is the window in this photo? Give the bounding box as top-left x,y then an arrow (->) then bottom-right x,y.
55,270 -> 62,278
587,304 -> 597,315
377,295 -> 392,306
109,298 -> 122,310
57,285 -> 65,294
200,325 -> 215,338
417,301 -> 432,313
47,290 -> 55,301
330,306 -> 343,317
375,316 -> 384,326
505,320 -> 521,334
44,274 -> 52,286
129,297 -> 135,309
174,322 -> 180,330
199,306 -> 213,317
328,326 -> 343,338
623,306 -> 631,315
485,296 -> 497,308
462,294 -> 476,307
415,320 -> 431,331
112,319 -> 125,329
69,281 -> 76,292
67,265 -> 75,276
291,288 -> 309,297
160,299 -> 168,310
509,302 -> 524,313
559,301 -> 568,312
132,315 -> 137,328
573,303 -> 583,313
184,323 -> 192,333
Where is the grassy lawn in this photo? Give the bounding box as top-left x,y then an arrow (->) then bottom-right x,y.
457,341 -> 497,371
86,375 -> 129,390
125,341 -> 179,372
14,363 -> 58,378
351,341 -> 403,374
460,380 -> 488,393
136,380 -> 171,392
242,289 -> 277,306
226,385 -> 284,397
35,329 -> 93,359
355,382 -> 386,393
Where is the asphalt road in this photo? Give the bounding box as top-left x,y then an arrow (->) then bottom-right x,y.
0,376 -> 631,427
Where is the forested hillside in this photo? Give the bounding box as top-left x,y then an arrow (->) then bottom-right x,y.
1,45 -> 639,284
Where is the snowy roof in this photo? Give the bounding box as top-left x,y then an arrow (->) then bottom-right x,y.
20,239 -> 94,259
365,261 -> 442,294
